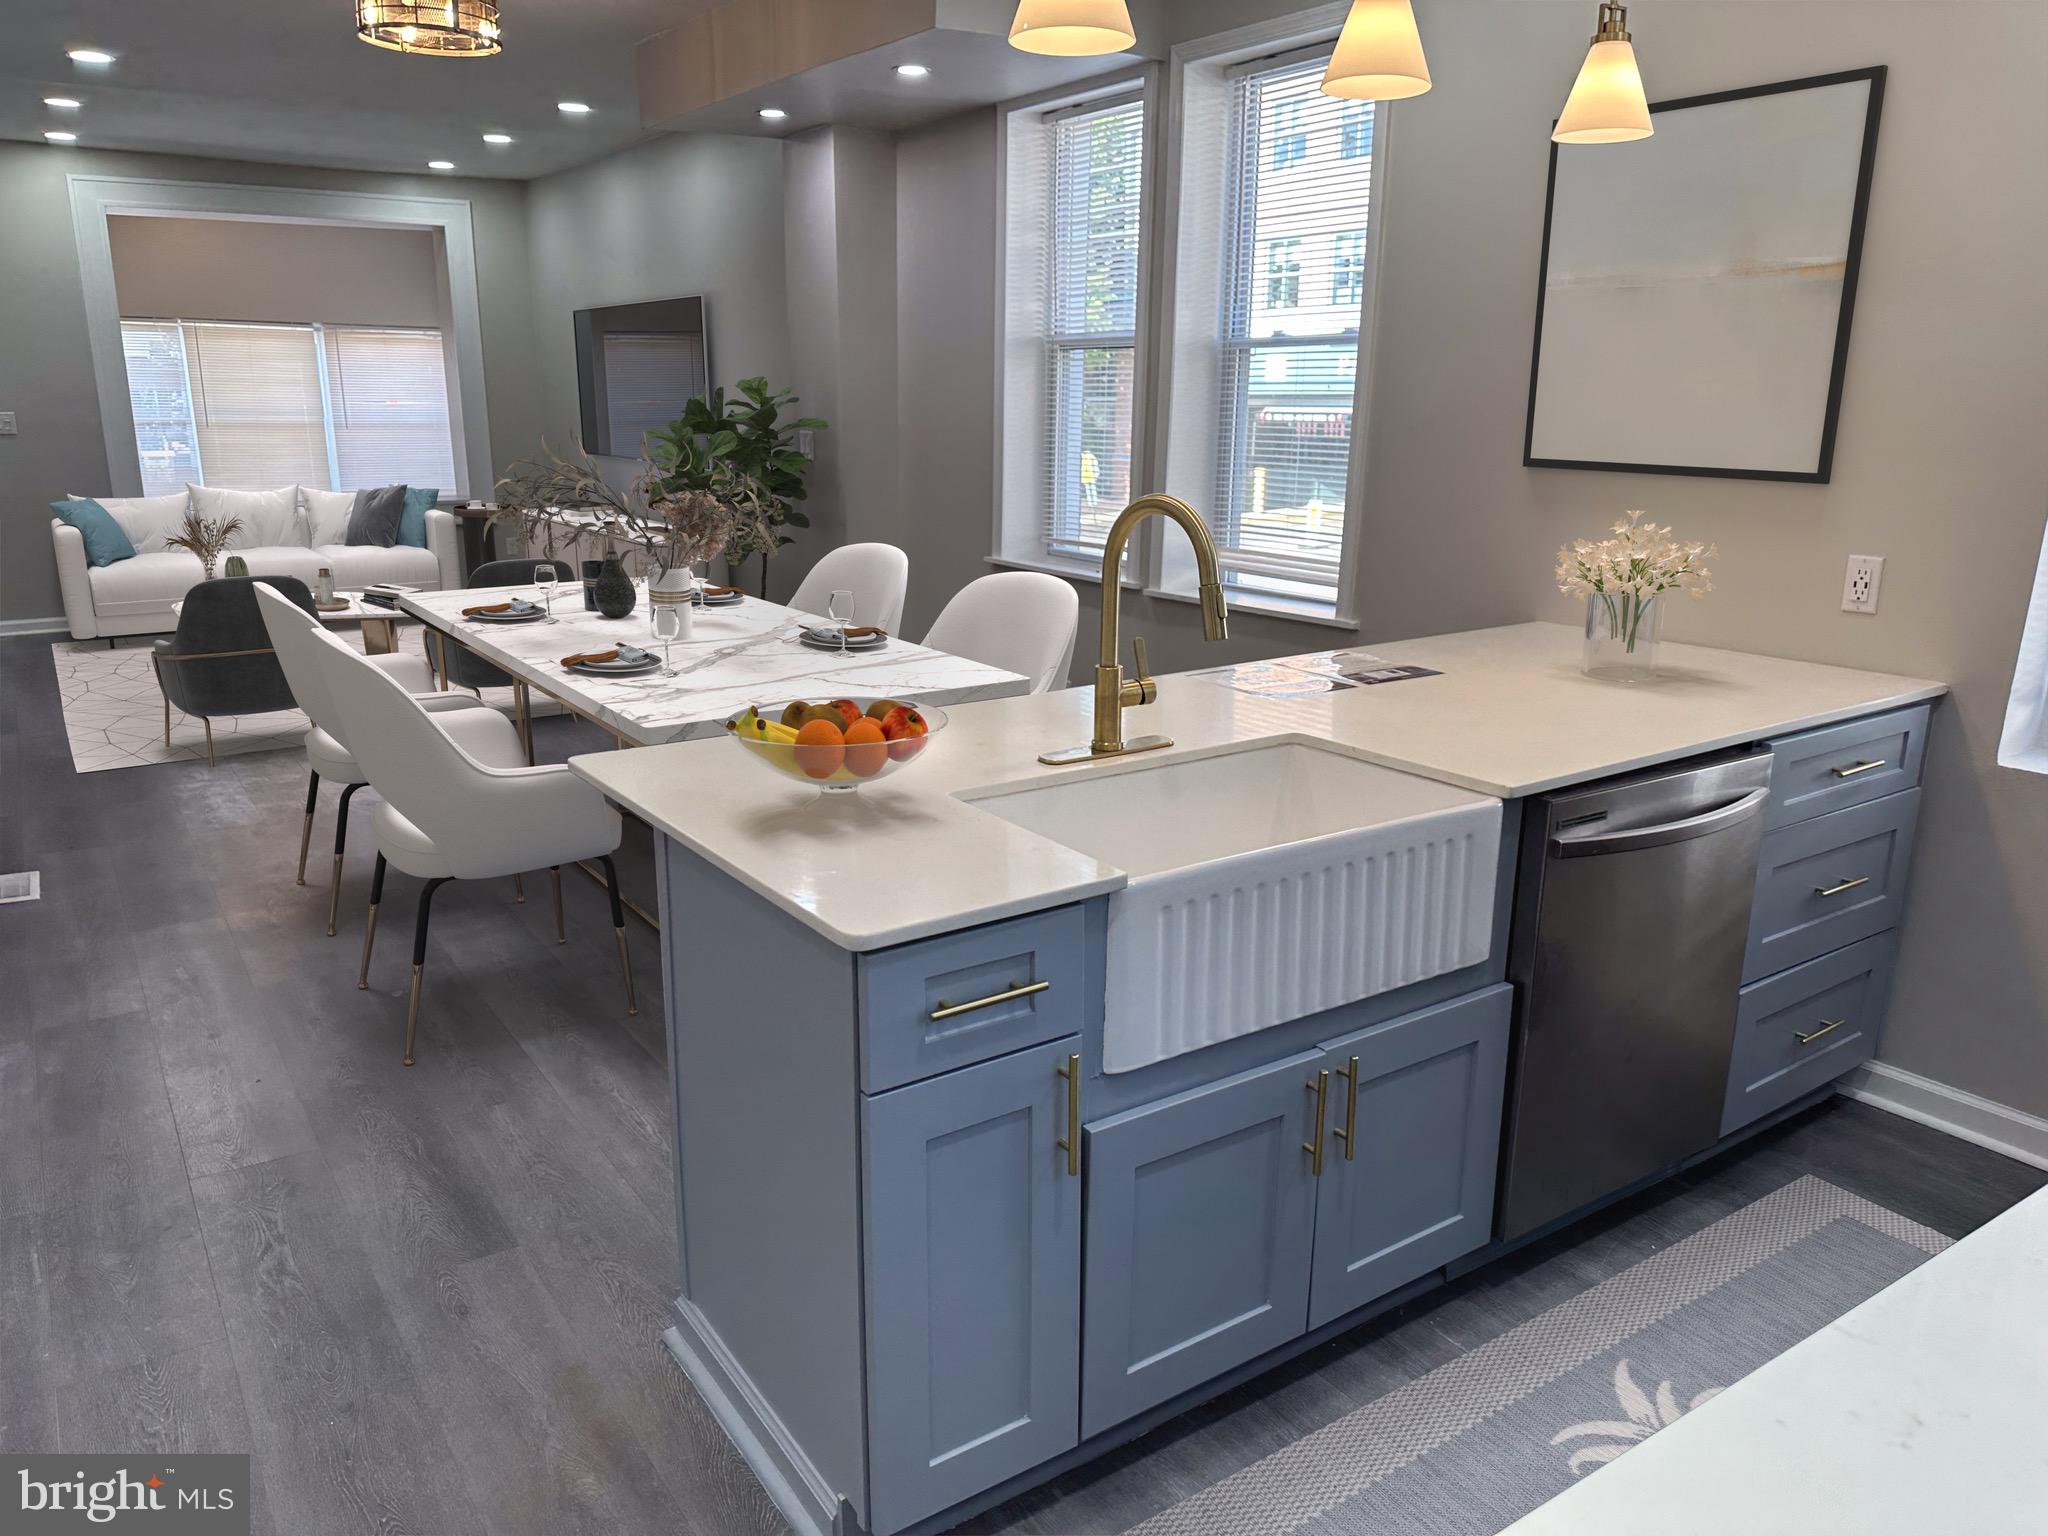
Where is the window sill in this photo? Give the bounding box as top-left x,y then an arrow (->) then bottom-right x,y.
986,553 -> 1140,590
1143,585 -> 1359,632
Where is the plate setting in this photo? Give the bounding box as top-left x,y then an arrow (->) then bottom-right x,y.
468,599 -> 548,625
564,643 -> 662,677
798,625 -> 887,654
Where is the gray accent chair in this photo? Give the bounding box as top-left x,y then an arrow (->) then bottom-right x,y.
446,558 -> 574,693
152,576 -> 316,767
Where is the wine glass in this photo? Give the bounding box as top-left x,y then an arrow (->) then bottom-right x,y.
650,602 -> 682,676
828,589 -> 855,653
533,561 -> 559,620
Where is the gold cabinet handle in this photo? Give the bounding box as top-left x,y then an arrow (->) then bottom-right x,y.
929,979 -> 1050,1021
1796,1018 -> 1848,1045
1055,1052 -> 1080,1178
1830,758 -> 1888,779
1303,1070 -> 1330,1177
1328,1055 -> 1360,1161
1813,875 -> 1871,898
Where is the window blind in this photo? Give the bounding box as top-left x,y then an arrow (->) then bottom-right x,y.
601,331 -> 707,460
184,322 -> 331,492
1042,94 -> 1145,562
324,326 -> 457,491
1212,54 -> 1374,601
121,320 -> 202,495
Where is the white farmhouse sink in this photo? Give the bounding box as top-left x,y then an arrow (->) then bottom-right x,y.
963,740 -> 1502,1072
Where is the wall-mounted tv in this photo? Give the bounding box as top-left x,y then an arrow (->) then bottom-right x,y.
574,295 -> 709,458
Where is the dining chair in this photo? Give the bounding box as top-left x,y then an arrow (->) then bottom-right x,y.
787,543 -> 910,634
309,623 -> 635,1065
443,558 -> 575,693
922,572 -> 1080,693
151,576 -> 311,767
255,583 -> 501,935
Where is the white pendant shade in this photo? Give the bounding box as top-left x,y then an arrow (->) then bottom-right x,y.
1554,5 -> 1653,144
1321,0 -> 1432,101
1007,0 -> 1136,57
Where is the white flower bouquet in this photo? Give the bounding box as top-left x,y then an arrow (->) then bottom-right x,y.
1556,510 -> 1715,672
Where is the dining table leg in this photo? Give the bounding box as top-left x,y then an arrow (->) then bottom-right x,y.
515,680 -> 534,765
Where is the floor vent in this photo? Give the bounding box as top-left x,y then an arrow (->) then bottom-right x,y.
0,871 -> 41,904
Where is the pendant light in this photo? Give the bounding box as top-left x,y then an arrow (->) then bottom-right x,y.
1007,0 -> 1135,57
1321,0 -> 1432,101
357,1 -> 503,58
1553,2 -> 1652,143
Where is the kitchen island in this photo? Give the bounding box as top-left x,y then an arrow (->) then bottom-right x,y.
569,621 -> 1944,1536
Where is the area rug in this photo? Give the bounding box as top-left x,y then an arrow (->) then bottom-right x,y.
50,630 -> 535,774
1124,1176 -> 1948,1536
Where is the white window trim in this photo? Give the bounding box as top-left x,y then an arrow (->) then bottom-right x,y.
1999,512 -> 2048,773
991,66 -> 1163,586
68,175 -> 490,499
1143,2 -> 1382,629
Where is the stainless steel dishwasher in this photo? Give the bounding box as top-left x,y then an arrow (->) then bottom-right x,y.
1498,751 -> 1774,1241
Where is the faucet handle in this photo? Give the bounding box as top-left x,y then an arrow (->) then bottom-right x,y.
1128,635 -> 1158,706
1132,634 -> 1151,682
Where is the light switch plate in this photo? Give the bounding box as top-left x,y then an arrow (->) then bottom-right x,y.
1842,554 -> 1884,614
0,411 -> 16,436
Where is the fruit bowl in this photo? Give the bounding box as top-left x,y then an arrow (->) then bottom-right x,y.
725,697 -> 947,794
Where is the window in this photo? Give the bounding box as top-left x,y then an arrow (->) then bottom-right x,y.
1208,54 -> 1377,607
119,318 -> 456,496
1332,230 -> 1366,307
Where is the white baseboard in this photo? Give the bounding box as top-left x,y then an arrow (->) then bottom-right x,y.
1840,1061 -> 2048,1171
0,615 -> 70,636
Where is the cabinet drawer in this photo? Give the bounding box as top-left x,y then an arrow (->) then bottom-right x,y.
1723,933 -> 1895,1135
1765,704 -> 1929,830
1745,789 -> 1919,982
859,904 -> 1090,1092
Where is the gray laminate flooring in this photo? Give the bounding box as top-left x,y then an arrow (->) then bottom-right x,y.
2,633 -> 2041,1536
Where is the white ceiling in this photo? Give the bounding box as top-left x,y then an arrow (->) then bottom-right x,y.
0,0 -> 718,180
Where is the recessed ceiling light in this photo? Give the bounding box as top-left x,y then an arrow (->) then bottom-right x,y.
44,96 -> 82,109
757,107 -> 788,120
428,160 -> 455,170
894,63 -> 931,78
67,48 -> 115,65
482,132 -> 513,144
45,130 -> 78,142
557,101 -> 592,114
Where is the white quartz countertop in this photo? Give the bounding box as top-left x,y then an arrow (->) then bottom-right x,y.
1501,1182 -> 2048,1536
569,622 -> 1944,950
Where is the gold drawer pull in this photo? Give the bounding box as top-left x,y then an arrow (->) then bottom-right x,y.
1056,1052 -> 1080,1178
1329,1055 -> 1360,1161
1304,1070 -> 1330,1178
1796,1018 -> 1848,1045
1813,875 -> 1871,898
1830,758 -> 1888,778
929,979 -> 1050,1021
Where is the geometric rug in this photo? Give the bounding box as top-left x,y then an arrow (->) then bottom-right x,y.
1123,1177 -> 1949,1536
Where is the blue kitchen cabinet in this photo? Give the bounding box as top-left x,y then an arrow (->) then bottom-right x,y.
861,1036 -> 1083,1533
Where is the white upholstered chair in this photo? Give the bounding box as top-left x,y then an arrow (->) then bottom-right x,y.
308,624 -> 635,1065
254,583 -> 499,935
787,542 -> 910,633
922,572 -> 1080,694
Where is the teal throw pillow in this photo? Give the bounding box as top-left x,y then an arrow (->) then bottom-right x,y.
399,486 -> 438,549
51,497 -> 137,568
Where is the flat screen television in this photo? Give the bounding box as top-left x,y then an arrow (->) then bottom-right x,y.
573,295 -> 709,458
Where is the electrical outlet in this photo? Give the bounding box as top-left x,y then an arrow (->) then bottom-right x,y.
0,411 -> 16,436
1842,554 -> 1884,614
796,428 -> 815,458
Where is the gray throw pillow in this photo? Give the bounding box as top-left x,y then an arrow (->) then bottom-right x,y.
344,484 -> 409,547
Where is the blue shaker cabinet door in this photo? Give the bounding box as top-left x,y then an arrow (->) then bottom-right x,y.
1081,1050 -> 1323,1438
1308,985 -> 1511,1329
862,1037 -> 1081,1535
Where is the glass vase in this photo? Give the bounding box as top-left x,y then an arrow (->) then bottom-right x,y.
1583,591 -> 1662,680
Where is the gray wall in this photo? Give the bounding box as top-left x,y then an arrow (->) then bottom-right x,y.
885,2 -> 2048,1118
0,142 -> 540,624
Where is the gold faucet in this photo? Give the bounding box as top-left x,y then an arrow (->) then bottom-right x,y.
1040,494 -> 1229,766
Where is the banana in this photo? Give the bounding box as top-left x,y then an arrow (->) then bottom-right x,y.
730,706 -> 799,743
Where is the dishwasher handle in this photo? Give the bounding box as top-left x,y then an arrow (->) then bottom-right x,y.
1551,786 -> 1772,858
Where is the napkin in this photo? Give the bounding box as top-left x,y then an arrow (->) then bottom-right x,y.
463,601 -> 512,616
560,645 -> 649,669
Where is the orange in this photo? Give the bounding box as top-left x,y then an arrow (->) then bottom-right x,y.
843,717 -> 888,777
793,717 -> 846,779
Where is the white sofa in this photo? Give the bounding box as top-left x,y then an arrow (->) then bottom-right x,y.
52,488 -> 461,640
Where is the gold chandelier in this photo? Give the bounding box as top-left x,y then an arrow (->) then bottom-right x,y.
357,1 -> 503,58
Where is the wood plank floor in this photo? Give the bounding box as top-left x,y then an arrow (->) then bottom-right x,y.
2,633 -> 2041,1536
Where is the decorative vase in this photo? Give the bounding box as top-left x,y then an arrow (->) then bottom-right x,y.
223,554 -> 248,579
593,555 -> 637,620
580,559 -> 605,611
1583,591 -> 1662,679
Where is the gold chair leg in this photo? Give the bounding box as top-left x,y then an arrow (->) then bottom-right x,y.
357,902 -> 379,989
615,926 -> 638,1016
550,867 -> 566,944
203,717 -> 216,768
326,854 -> 345,937
403,964 -> 423,1066
296,813 -> 314,885
513,872 -> 525,903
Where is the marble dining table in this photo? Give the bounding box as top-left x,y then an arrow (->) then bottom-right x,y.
398,581 -> 1030,749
